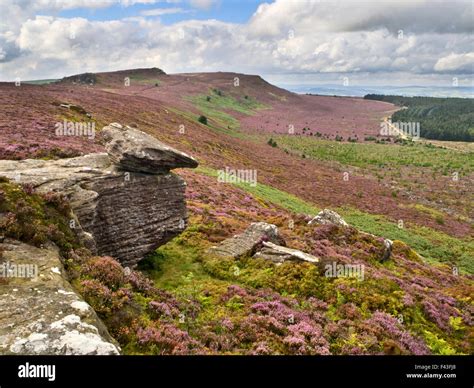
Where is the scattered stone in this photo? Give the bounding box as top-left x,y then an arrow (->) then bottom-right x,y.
254,241 -> 320,265
308,209 -> 349,227
381,238 -> 393,262
209,222 -> 285,258
308,210 -> 393,262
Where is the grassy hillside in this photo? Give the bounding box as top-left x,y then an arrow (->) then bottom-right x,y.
1,69 -> 472,356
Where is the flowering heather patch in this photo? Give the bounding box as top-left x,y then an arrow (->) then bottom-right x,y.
5,174 -> 470,355
83,256 -> 125,290
80,279 -> 131,315
364,312 -> 431,355
126,270 -> 157,295
0,179 -> 79,251
136,324 -> 204,355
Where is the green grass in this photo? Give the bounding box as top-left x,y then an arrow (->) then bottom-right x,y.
275,135 -> 474,174
129,75 -> 161,86
185,89 -> 268,130
138,222 -> 229,291
196,166 -> 320,215
167,106 -> 245,139
23,79 -> 59,85
338,207 -> 474,274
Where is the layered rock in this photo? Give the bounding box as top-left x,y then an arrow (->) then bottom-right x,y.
0,124 -> 198,267
0,239 -> 119,355
209,222 -> 285,259
102,123 -> 198,173
254,241 -> 320,265
209,222 -> 320,266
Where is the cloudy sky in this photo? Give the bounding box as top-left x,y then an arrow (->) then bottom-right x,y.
0,0 -> 472,87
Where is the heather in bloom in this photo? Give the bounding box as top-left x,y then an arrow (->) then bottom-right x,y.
136,324 -> 204,355
83,256 -> 125,290
361,311 -> 430,355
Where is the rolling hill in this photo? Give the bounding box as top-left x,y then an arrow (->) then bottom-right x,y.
0,68 -> 472,355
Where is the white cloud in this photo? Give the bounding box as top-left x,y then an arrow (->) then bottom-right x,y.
141,7 -> 189,16
434,52 -> 474,72
189,0 -> 219,10
0,0 -> 472,85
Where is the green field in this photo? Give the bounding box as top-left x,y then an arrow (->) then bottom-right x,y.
23,79 -> 59,85
274,135 -> 474,175
185,88 -> 268,129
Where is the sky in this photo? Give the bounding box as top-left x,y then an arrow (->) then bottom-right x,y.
0,0 -> 472,88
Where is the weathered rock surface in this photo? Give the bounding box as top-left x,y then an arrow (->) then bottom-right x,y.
210,222 -> 320,266
0,124 -> 198,267
0,239 -> 120,355
254,241 -> 320,265
209,222 -> 285,258
102,123 -> 198,173
308,209 -> 349,227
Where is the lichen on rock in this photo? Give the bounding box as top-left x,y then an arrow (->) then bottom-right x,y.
0,239 -> 120,355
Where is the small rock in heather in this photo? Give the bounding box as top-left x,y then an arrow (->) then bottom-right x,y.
253,241 -> 320,265
209,222 -> 285,258
308,209 -> 349,227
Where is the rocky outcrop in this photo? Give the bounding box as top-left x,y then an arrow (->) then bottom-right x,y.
0,239 -> 119,355
60,72 -> 97,85
308,209 -> 349,227
0,124 -> 198,267
209,222 -> 285,259
212,215 -> 393,266
102,123 -> 198,173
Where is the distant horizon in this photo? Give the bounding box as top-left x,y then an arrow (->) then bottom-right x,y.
16,67 -> 473,100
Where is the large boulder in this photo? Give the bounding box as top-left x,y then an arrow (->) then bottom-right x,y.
102,123 -> 198,173
209,222 -> 285,258
308,209 -> 349,227
0,239 -> 119,355
0,124 -> 198,267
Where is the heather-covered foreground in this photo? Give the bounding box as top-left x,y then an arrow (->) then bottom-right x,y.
2,173 -> 472,355
0,68 -> 472,355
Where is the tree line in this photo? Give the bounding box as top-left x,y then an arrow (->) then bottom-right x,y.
364,94 -> 474,142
